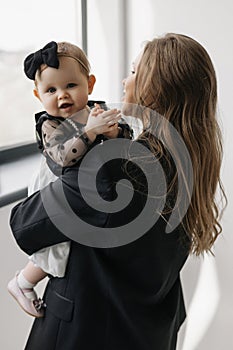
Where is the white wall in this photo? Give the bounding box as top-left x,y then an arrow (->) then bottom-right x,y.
87,0 -> 127,102
0,203 -> 48,350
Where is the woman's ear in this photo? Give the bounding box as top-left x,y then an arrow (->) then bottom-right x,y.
33,88 -> 41,101
88,75 -> 96,94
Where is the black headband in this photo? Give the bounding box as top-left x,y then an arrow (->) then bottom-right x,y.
24,41 -> 59,80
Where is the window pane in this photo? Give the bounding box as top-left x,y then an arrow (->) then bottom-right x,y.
0,0 -> 79,148
87,0 -> 126,104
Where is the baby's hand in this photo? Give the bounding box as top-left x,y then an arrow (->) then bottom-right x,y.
84,108 -> 121,142
102,124 -> 120,139
90,104 -> 105,117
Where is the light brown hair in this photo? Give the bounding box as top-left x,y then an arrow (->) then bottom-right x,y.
35,41 -> 90,83
135,33 -> 227,255
57,41 -> 90,77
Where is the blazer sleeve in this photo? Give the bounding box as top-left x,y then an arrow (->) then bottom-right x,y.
10,185 -> 69,255
10,158 -> 112,255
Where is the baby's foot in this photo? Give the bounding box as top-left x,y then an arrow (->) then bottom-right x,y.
7,273 -> 45,318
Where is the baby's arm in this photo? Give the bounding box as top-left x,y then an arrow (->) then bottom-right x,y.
41,108 -> 121,167
41,119 -> 88,167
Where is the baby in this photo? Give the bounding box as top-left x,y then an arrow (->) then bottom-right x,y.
8,41 -> 133,318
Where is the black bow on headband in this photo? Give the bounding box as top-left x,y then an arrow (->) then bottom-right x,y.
24,41 -> 59,80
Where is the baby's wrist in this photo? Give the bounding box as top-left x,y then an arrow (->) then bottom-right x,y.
104,126 -> 120,139
82,127 -> 96,144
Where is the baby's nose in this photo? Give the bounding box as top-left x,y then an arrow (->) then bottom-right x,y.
58,89 -> 69,99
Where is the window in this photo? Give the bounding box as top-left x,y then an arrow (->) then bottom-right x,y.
0,0 -> 85,206
0,0 -> 80,148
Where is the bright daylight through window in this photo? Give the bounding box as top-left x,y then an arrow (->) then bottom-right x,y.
0,0 -> 78,148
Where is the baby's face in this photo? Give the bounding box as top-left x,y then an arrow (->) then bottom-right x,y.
35,56 -> 89,118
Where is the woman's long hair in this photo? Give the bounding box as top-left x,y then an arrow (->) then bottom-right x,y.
134,33 -> 227,255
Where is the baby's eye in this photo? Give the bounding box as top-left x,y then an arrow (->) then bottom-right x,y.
47,87 -> 56,93
67,83 -> 77,88
131,70 -> 135,75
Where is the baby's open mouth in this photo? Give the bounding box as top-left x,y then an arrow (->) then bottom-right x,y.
60,103 -> 73,109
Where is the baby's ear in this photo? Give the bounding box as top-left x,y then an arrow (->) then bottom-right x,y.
33,88 -> 41,101
88,74 -> 96,94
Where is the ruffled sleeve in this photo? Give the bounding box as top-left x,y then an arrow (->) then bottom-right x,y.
41,118 -> 89,167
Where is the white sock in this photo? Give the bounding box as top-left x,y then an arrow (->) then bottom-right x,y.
17,270 -> 38,300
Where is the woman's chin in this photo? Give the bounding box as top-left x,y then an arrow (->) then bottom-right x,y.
121,96 -> 132,115
122,101 -> 139,117
121,101 -> 131,116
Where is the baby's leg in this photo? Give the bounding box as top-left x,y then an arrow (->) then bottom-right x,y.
22,260 -> 47,284
7,261 -> 46,317
17,261 -> 47,300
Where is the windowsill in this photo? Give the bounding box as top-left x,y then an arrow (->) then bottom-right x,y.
0,153 -> 41,198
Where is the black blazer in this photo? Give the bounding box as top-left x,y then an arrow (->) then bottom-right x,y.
10,138 -> 189,350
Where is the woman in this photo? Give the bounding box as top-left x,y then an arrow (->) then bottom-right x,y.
10,33 -> 226,350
